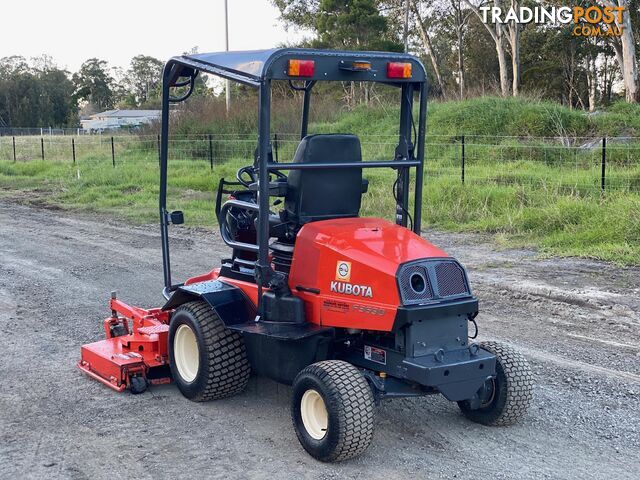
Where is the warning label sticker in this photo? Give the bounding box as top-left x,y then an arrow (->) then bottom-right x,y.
322,300 -> 349,313
364,345 -> 386,365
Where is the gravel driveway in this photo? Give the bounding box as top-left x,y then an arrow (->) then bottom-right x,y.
0,201 -> 638,479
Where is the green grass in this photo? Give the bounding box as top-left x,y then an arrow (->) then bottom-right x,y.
1,152 -> 639,264
164,95 -> 639,139
1,96 -> 639,264
423,179 -> 640,264
0,155 -> 236,225
313,96 -> 640,139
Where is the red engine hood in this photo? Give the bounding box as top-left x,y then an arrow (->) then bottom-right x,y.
291,217 -> 447,280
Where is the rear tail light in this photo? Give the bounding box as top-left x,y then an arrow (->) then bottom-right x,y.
288,59 -> 315,77
387,62 -> 412,79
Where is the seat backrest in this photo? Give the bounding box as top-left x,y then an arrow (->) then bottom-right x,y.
284,134 -> 363,224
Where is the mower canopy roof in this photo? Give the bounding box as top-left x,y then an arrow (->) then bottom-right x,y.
169,48 -> 427,88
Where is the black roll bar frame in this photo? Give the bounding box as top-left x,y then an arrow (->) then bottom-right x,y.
158,51 -> 428,306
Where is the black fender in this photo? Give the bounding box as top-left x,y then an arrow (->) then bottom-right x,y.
162,280 -> 256,326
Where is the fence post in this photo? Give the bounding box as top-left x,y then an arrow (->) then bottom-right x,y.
461,135 -> 465,184
601,137 -> 606,192
208,134 -> 214,170
72,138 -> 76,164
12,136 -> 16,162
111,136 -> 115,168
41,137 -> 45,160
274,133 -> 279,162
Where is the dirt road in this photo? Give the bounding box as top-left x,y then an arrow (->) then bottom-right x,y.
0,201 -> 638,479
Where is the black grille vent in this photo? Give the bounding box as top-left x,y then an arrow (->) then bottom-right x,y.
397,259 -> 470,305
398,264 -> 433,304
435,261 -> 468,297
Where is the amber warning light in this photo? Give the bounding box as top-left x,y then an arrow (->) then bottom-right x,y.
352,61 -> 372,71
387,62 -> 412,79
288,59 -> 315,77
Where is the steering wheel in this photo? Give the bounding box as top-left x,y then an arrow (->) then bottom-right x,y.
236,165 -> 287,188
271,169 -> 288,182
236,166 -> 257,187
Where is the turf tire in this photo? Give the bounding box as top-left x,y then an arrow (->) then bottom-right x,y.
168,300 -> 250,402
458,341 -> 533,426
291,360 -> 374,462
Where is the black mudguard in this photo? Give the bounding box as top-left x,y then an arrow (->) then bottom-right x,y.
162,280 -> 256,326
163,279 -> 331,384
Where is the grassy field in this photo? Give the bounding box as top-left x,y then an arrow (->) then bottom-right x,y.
1,97 -> 639,264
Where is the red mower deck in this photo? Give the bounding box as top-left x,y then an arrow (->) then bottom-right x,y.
78,295 -> 172,392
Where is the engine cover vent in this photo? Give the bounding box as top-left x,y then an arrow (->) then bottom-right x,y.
435,261 -> 468,297
398,264 -> 433,304
397,259 -> 471,305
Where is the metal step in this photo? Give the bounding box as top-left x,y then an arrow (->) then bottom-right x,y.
227,321 -> 332,340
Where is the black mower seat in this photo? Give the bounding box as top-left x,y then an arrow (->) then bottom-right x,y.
284,134 -> 366,225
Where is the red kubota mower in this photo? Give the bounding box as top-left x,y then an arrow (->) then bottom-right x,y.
78,48 -> 533,462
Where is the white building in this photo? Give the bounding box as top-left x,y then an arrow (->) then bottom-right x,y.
81,109 -> 161,132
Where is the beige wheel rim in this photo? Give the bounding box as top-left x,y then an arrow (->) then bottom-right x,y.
174,324 -> 199,383
301,389 -> 328,440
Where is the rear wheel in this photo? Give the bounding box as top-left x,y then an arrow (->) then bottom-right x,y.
291,360 -> 374,462
168,301 -> 250,401
458,341 -> 533,426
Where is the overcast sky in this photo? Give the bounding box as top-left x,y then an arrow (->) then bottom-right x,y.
1,0 -> 308,72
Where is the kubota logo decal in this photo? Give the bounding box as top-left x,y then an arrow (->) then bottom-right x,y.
330,281 -> 373,298
336,260 -> 351,281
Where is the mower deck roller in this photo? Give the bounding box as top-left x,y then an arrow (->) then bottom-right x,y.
79,48 -> 533,462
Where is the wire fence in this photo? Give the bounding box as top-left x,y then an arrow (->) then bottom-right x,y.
1,133 -> 639,194
0,127 -> 90,137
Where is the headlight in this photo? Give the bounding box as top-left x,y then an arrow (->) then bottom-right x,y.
410,271 -> 427,294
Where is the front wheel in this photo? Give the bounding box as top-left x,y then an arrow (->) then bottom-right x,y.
458,341 -> 533,426
168,301 -> 250,402
291,360 -> 375,462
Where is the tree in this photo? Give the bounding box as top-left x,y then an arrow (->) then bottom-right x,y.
448,0 -> 473,97
0,56 -> 77,127
72,59 -> 116,111
272,0 -> 320,30
583,36 -> 603,112
598,43 -> 621,104
272,0 -> 402,50
37,67 -> 77,126
504,0 -> 521,96
314,0 -> 402,50
272,0 -> 402,107
410,1 -> 447,97
0,57 -> 38,126
31,54 -> 57,72
464,0 -> 510,96
269,0 -> 638,107
126,55 -> 163,106
463,14 -> 501,93
599,0 -> 639,102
